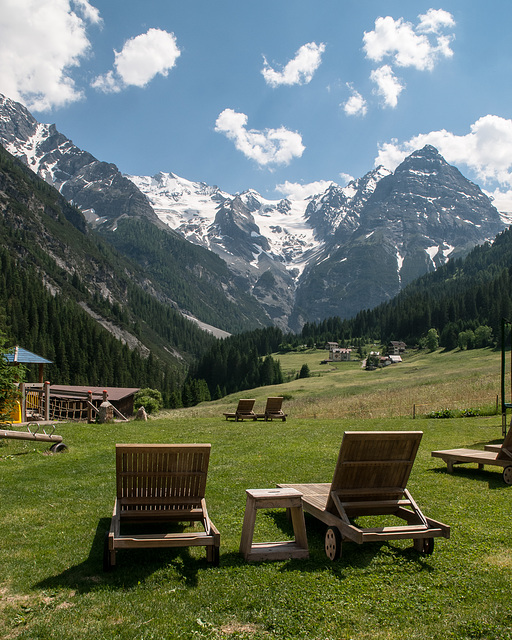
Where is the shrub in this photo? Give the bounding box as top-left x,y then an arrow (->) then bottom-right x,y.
460,407 -> 480,417
134,388 -> 163,415
298,363 -> 310,379
428,408 -> 454,419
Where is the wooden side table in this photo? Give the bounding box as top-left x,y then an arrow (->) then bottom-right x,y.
239,488 -> 309,561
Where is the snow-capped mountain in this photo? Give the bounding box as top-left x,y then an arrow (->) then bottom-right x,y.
0,92 -> 507,332
128,172 -> 319,276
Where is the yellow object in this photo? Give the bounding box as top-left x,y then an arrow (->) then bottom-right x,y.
9,401 -> 22,423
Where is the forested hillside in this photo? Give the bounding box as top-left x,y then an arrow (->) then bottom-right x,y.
300,226 -> 512,349
0,144 -> 218,402
186,226 -> 512,401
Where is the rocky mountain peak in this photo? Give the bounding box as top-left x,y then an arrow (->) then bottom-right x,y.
0,93 -> 508,332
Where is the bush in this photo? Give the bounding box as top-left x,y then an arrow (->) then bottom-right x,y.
298,363 -> 310,379
460,407 -> 480,417
134,388 -> 163,415
428,408 -> 454,419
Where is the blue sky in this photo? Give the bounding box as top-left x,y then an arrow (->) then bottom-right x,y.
1,1 -> 512,209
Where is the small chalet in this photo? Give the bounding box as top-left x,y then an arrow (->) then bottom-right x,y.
325,341 -> 339,350
330,347 -> 352,362
389,341 -> 406,356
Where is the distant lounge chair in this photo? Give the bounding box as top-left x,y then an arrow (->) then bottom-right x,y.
279,431 -> 450,560
431,426 -> 512,484
223,399 -> 256,421
104,444 -> 220,570
255,397 -> 287,422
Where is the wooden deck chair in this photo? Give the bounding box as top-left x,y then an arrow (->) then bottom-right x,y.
255,397 -> 287,421
223,399 -> 256,421
432,425 -> 512,484
279,431 -> 449,560
104,444 -> 220,570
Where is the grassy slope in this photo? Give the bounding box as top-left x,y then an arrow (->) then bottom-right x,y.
1,347 -> 511,639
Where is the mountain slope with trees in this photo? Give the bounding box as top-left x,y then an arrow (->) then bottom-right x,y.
0,143 -> 220,399
300,226 -> 512,350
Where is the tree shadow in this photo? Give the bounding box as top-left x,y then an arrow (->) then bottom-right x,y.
35,518 -> 216,594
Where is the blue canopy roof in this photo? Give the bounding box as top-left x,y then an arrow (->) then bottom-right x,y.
4,347 -> 52,364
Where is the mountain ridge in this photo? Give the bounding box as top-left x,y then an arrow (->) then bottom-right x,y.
0,92 -> 507,332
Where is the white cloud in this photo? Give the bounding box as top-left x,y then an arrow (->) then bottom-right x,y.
93,28 -> 180,93
417,8 -> 455,34
276,180 -> 334,200
485,188 -> 512,215
215,108 -> 305,167
343,84 -> 367,117
0,0 -> 100,111
262,42 -> 325,87
363,12 -> 455,71
374,115 -> 512,210
339,172 -> 355,186
370,65 -> 403,108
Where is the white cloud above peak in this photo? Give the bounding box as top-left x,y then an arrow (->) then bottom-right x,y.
262,42 -> 325,87
363,11 -> 455,71
374,114 -> 512,211
343,84 -> 368,116
417,8 -> 455,34
276,179 -> 334,200
92,28 -> 180,93
0,0 -> 100,111
215,108 -> 305,167
370,65 -> 403,108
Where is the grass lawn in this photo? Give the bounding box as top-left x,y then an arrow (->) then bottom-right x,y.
1,348 -> 512,639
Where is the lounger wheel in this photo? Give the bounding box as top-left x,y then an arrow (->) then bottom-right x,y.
414,537 -> 434,555
50,442 -> 67,453
503,466 -> 512,485
325,527 -> 342,561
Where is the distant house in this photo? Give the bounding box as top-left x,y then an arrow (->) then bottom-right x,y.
330,347 -> 351,362
389,341 -> 406,355
388,355 -> 403,364
325,341 -> 339,350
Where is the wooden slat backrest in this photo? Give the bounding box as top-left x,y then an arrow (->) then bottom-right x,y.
326,431 -> 423,511
116,444 -> 211,511
265,397 -> 283,412
497,426 -> 512,460
237,399 -> 255,412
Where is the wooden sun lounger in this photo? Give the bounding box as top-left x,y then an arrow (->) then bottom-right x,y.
223,399 -> 256,421
104,444 -> 220,570
279,431 -> 449,560
255,397 -> 287,422
431,427 -> 512,484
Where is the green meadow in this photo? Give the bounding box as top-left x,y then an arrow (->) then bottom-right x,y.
1,347 -> 511,639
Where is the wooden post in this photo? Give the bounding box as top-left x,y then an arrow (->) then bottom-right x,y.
87,390 -> 93,423
20,382 -> 26,423
44,381 -> 50,421
98,390 -> 114,423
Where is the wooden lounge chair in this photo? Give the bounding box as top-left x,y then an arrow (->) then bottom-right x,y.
223,399 -> 256,421
278,431 -> 450,560
104,444 -> 220,570
431,426 -> 512,484
255,397 -> 287,422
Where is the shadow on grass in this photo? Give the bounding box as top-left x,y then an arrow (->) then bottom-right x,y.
265,511 -> 437,576
429,465 -> 509,489
35,518 -> 216,594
